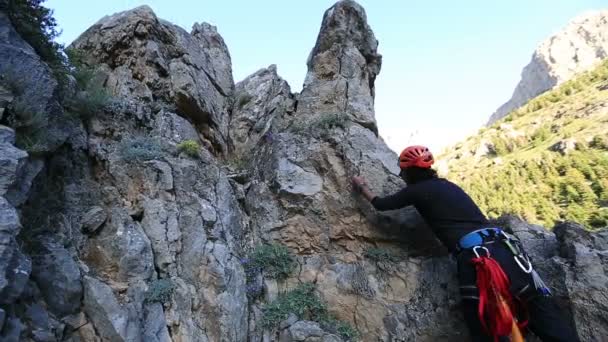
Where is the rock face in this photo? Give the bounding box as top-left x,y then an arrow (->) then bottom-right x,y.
489,10 -> 608,124
1,1 -> 607,341
297,0 -> 382,133
70,5 -> 234,153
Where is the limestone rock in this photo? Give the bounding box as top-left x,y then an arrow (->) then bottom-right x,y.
297,0 -> 382,133
0,140 -> 27,196
71,6 -> 234,153
229,65 -> 295,155
83,276 -> 133,341
81,206 -> 107,234
0,196 -> 30,306
5,157 -> 44,207
30,238 -> 82,316
0,12 -> 71,153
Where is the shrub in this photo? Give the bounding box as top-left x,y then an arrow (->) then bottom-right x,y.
236,93 -> 253,109
364,247 -> 398,263
531,126 -> 551,147
262,283 -> 326,328
145,279 -> 174,303
242,243 -> 295,298
64,48 -> 110,119
119,137 -> 163,161
290,113 -> 349,135
491,136 -> 510,156
244,244 -> 294,280
262,283 -> 359,340
590,135 -> 608,150
65,87 -> 109,120
177,140 -> 200,158
10,98 -> 47,128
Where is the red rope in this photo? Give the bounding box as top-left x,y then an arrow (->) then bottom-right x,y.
472,255 -> 527,341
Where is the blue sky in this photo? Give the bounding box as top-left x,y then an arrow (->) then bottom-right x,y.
47,0 -> 606,153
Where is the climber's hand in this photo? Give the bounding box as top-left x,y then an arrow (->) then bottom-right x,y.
352,176 -> 368,192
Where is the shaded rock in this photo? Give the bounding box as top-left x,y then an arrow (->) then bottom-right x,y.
0,141 -> 27,196
0,12 -> 71,153
83,276 -> 132,342
297,0 -> 381,132
62,312 -> 87,330
143,303 -> 171,342
0,196 -> 30,304
0,316 -> 24,342
76,322 -> 101,342
81,206 -> 107,234
0,125 -> 15,144
25,303 -> 58,342
0,85 -> 13,120
0,307 -> 5,330
553,222 -> 608,342
31,238 -> 82,316
5,157 -> 44,207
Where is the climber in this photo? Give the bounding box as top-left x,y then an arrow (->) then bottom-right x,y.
351,145 -> 580,342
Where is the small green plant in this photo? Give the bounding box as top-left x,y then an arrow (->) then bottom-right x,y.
324,319 -> 359,341
262,283 -> 359,340
531,125 -> 551,147
315,112 -> 349,130
590,135 -> 608,150
245,244 -> 295,280
66,87 -> 109,120
290,113 -> 349,135
262,283 -> 326,328
241,243 -> 295,298
364,247 -> 398,263
119,137 -> 163,161
177,140 -> 200,158
236,93 -> 253,109
64,48 -> 110,119
145,279 -> 174,303
10,99 -> 47,128
490,136 -> 510,156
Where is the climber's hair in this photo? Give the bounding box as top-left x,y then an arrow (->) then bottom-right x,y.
400,167 -> 438,184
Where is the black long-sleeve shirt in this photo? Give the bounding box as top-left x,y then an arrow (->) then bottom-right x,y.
371,177 -> 489,252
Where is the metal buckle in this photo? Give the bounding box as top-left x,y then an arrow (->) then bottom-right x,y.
514,255 -> 532,273
473,246 -> 490,258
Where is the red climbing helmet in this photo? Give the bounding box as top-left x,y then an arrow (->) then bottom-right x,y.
399,145 -> 434,169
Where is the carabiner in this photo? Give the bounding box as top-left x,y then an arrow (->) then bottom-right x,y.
473,246 -> 490,258
514,255 -> 533,273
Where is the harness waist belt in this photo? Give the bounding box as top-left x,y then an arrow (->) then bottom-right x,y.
457,227 -> 503,250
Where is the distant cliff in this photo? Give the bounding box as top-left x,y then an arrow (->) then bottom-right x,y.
489,10 -> 608,125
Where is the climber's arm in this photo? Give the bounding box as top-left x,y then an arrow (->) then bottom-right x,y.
352,176 -> 415,211
370,188 -> 414,211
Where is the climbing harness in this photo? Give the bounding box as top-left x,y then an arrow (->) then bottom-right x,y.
457,228 -> 551,295
470,246 -> 525,342
457,227 -> 555,341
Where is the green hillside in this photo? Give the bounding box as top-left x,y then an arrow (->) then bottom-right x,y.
440,59 -> 608,230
